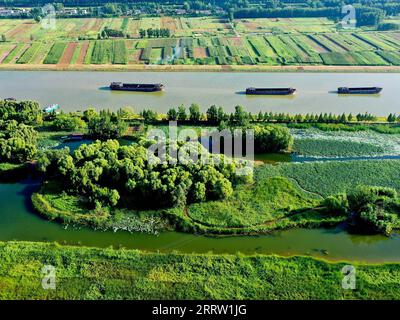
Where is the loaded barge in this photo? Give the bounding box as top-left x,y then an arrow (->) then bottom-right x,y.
245,87 -> 296,95
337,87 -> 382,94
110,82 -> 164,92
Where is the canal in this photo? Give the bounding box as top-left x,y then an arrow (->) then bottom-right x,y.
0,71 -> 398,115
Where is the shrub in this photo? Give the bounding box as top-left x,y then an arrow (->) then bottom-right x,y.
347,185 -> 399,235
252,125 -> 293,153
53,114 -> 86,131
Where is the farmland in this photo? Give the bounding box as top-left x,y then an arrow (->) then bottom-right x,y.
0,17 -> 399,69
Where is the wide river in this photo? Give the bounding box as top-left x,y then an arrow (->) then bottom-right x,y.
0,71 -> 399,115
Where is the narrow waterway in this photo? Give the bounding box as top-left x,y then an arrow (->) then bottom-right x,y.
1,179 -> 400,263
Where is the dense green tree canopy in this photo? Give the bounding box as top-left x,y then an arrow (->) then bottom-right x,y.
88,110 -> 127,140
251,125 -> 293,153
324,185 -> 400,235
0,100 -> 42,125
0,120 -> 37,163
347,185 -> 399,235
53,139 -> 251,209
53,113 -> 87,131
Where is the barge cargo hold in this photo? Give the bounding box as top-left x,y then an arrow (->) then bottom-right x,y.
245,87 -> 296,95
110,82 -> 164,92
337,87 -> 382,94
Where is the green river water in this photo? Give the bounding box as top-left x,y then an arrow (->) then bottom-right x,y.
1,179 -> 400,263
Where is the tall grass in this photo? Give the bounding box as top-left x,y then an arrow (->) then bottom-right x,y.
1,241 -> 400,299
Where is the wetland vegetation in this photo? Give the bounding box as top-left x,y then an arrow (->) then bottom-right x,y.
2,0 -> 400,300
2,98 -> 400,299
3,241 -> 400,300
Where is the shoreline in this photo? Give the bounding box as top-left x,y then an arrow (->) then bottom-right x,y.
1,63 -> 400,73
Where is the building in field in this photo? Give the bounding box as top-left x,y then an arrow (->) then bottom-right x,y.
0,8 -> 28,16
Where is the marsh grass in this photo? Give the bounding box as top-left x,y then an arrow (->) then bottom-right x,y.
1,241 -> 400,299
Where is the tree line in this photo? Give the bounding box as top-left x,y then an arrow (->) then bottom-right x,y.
139,28 -> 171,38
141,104 -> 384,125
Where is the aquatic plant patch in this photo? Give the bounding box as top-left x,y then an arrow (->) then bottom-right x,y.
291,128 -> 400,157
259,160 -> 400,197
293,139 -> 385,157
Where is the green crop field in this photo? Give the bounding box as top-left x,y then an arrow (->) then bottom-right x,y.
112,40 -> 127,64
91,40 -> 113,64
43,42 -> 67,64
16,43 -> 41,64
0,17 -> 399,67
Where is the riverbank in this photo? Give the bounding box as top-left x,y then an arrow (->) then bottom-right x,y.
1,64 -> 400,73
1,240 -> 400,299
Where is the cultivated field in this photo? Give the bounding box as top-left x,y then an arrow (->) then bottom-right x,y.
0,17 -> 399,69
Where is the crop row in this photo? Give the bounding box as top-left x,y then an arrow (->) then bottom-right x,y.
1,31 -> 400,66
43,42 -> 67,64
377,50 -> 400,65
320,51 -> 389,65
16,43 -> 41,64
353,33 -> 398,51
91,40 -> 113,64
112,40 -> 127,64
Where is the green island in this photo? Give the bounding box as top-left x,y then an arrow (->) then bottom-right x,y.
1,98 -> 400,299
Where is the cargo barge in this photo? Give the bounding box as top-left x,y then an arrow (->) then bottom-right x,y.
337,87 -> 382,94
110,82 -> 164,92
245,87 -> 296,95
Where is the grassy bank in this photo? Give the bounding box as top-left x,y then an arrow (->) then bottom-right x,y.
1,241 -> 400,300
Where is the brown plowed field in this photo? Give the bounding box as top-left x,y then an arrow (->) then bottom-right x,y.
75,41 -> 89,64
59,42 -> 78,64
